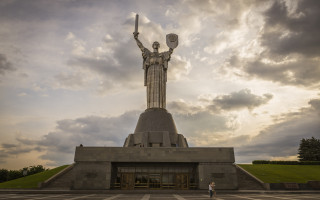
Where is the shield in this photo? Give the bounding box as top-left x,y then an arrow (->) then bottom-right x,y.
166,33 -> 178,49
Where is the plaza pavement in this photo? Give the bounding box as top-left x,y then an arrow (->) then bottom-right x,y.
1,190 -> 320,200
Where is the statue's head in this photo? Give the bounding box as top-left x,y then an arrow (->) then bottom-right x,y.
152,41 -> 160,50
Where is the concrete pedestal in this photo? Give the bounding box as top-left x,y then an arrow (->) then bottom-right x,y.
124,108 -> 188,147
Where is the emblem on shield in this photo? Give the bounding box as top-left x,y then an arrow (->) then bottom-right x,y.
166,33 -> 178,49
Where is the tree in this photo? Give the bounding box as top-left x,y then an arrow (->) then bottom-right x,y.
7,170 -> 23,181
0,169 -> 8,183
27,165 -> 46,175
0,165 -> 47,183
298,137 -> 320,161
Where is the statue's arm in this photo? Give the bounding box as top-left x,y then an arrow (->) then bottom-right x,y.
169,48 -> 173,56
165,48 -> 174,61
133,33 -> 145,51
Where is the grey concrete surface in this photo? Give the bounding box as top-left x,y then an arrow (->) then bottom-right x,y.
73,147 -> 237,190
74,147 -> 235,163
0,193 -> 320,200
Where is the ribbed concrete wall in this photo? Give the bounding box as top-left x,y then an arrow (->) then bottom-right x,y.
43,165 -> 74,189
236,165 -> 266,190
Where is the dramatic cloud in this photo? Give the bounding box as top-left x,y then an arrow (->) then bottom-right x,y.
236,98 -> 320,163
167,89 -> 274,145
2,111 -> 139,166
0,141 -> 41,164
210,89 -> 273,111
0,54 -> 15,75
246,57 -> 320,87
0,150 -> 8,164
1,143 -> 17,148
173,110 -> 237,135
220,0 -> 320,88
309,98 -> 320,112
171,95 -> 320,163
167,55 -> 191,81
66,39 -> 142,93
259,0 -> 319,87
262,0 -> 320,57
224,53 -> 320,88
167,101 -> 202,115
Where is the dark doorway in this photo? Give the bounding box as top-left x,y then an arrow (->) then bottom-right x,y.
176,174 -> 189,189
111,163 -> 198,190
149,174 -> 161,189
121,173 -> 135,190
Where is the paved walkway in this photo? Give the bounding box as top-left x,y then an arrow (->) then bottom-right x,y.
1,193 -> 320,200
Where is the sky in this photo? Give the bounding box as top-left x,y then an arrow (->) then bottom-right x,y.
0,0 -> 320,169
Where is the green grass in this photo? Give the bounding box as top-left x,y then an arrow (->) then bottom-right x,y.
238,164 -> 320,183
0,165 -> 69,189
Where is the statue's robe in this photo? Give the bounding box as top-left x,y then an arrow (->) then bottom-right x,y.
141,48 -> 172,109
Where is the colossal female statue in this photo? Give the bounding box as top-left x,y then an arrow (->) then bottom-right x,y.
134,35 -> 173,109
123,14 -> 187,148
133,14 -> 178,109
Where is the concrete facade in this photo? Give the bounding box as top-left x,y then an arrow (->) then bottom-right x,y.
72,147 -> 237,190
73,161 -> 112,190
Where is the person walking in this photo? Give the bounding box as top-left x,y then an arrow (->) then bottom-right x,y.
212,182 -> 216,198
209,181 -> 216,198
209,182 -> 213,198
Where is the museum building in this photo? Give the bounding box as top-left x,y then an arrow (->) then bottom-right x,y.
71,107 -> 238,190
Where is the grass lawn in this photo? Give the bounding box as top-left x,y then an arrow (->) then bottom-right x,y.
238,164 -> 320,183
0,165 -> 69,189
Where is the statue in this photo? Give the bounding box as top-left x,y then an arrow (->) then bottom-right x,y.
123,14 -> 188,148
133,14 -> 178,109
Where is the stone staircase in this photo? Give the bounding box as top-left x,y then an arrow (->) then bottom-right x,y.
40,164 -> 75,189
236,165 -> 267,190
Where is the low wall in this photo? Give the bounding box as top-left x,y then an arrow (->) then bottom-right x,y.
269,181 -> 320,190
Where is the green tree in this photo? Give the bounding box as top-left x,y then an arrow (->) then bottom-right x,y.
7,170 -> 23,181
298,137 -> 320,161
27,165 -> 46,175
0,169 -> 9,183
0,165 -> 47,183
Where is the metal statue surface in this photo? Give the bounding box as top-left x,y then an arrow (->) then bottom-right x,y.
133,14 -> 178,109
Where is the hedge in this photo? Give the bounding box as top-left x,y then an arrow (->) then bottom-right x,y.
252,160 -> 320,165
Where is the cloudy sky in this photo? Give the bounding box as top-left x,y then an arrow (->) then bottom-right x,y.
1,0 -> 320,169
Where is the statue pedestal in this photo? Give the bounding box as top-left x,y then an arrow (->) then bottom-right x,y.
123,108 -> 188,147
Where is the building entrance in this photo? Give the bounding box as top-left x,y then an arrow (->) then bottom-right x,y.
176,174 -> 189,189
111,163 -> 198,190
121,173 -> 135,189
149,174 -> 161,189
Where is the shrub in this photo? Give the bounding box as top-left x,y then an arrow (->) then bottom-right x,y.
252,160 -> 320,165
252,160 -> 270,164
